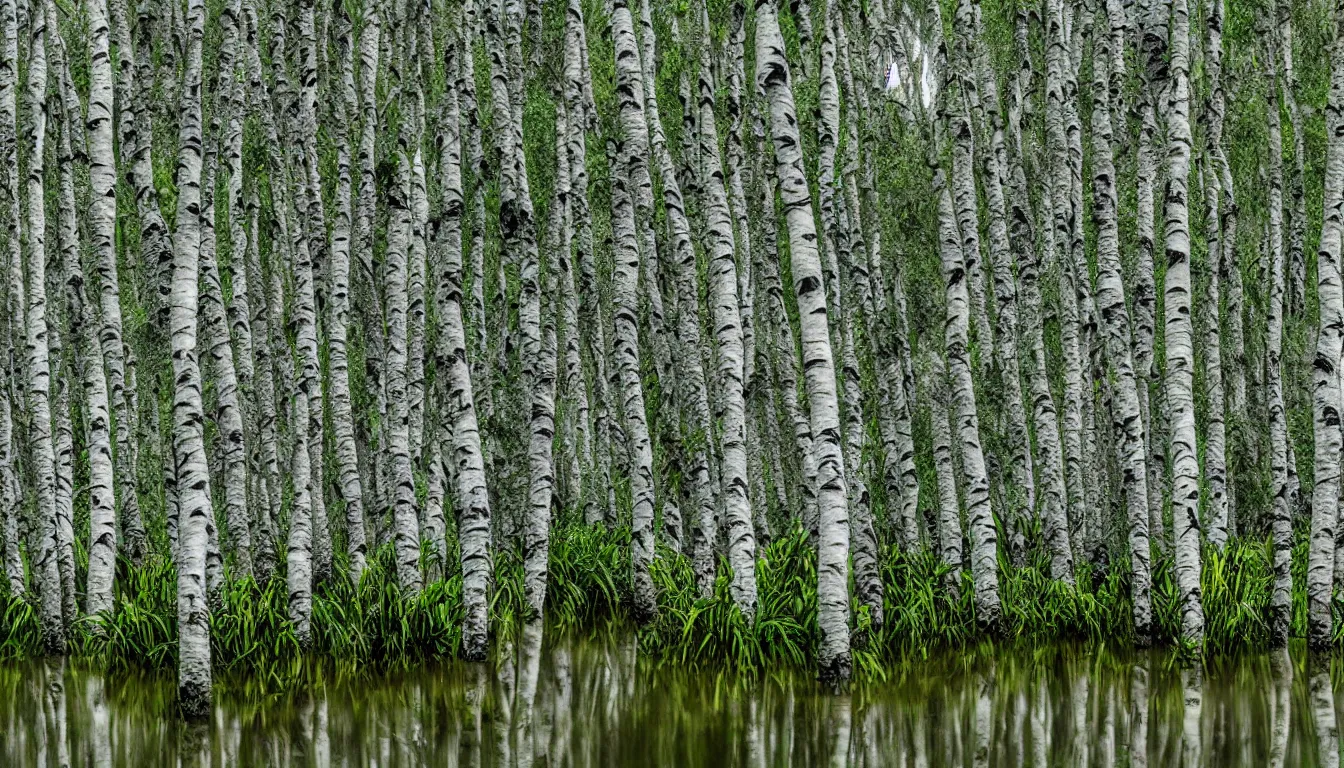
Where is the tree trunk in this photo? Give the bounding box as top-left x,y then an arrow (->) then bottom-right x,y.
699,6 -> 758,620
1305,0 -> 1344,650
1162,0 -> 1205,645
170,0 -> 213,717
612,0 -> 659,624
757,0 -> 850,683
438,36 -> 493,659
1090,14 -> 1152,643
329,2 -> 368,584
935,164 -> 1001,631
23,0 -> 64,656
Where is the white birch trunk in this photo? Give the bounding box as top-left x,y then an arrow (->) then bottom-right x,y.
612,0 -> 658,624
562,0 -> 599,524
437,38 -> 493,658
634,0 -> 716,588
935,165 -> 1001,630
924,350 -> 963,590
1136,0 -> 1169,547
1090,18 -> 1152,642
960,0 -> 1034,564
23,0 -> 64,655
1305,0 -> 1344,649
329,4 -> 367,584
287,380 -> 314,647
199,142 -> 251,581
387,133 -> 424,596
1197,0 -> 1230,554
0,0 -> 21,599
294,0 -> 330,587
1161,0 -> 1204,644
171,0 -> 213,716
757,0 -> 850,682
698,18 -> 758,620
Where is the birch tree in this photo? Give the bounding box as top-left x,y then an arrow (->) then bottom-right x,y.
697,12 -> 758,619
756,0 -> 851,682
439,28 -> 493,659
329,0 -> 368,584
1305,0 -> 1344,651
170,0 -> 213,717
935,163 -> 1001,631
1090,14 -> 1152,642
612,0 -> 659,623
386,129 -> 424,596
24,0 -> 64,655
1162,0 -> 1205,645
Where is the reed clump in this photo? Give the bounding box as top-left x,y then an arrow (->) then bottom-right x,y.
0,523 -> 1328,687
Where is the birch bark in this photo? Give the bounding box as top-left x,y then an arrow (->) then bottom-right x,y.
1090,18 -> 1152,642
1162,0 -> 1205,645
757,0 -> 850,682
438,35 -> 493,658
612,0 -> 659,623
698,15 -> 758,620
23,0 -> 64,655
935,164 -> 1001,631
1304,0 -> 1344,650
171,0 -> 213,716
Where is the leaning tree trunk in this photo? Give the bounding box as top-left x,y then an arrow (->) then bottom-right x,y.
634,0 -> 715,589
170,0 -> 213,717
1162,0 -> 1205,646
756,0 -> 850,684
1004,1 -> 1070,585
1305,0 -> 1344,650
237,0 -> 284,566
960,0 -> 1034,567
486,0 -> 558,617
564,0 -> 608,527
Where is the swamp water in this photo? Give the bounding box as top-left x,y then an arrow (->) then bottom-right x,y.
0,626 -> 1339,767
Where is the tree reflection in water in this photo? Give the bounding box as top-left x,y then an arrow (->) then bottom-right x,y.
1,633 -> 1343,766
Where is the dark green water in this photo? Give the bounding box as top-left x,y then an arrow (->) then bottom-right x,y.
0,625 -> 1338,766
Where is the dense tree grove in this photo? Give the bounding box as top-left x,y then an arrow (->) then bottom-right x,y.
2,0 -> 1344,714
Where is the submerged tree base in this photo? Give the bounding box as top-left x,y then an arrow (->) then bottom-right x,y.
0,523 -> 1329,689
177,679 -> 210,721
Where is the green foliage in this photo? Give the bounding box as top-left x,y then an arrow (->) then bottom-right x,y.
2,523 -> 1339,692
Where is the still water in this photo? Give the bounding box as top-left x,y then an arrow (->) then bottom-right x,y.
0,624 -> 1340,766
